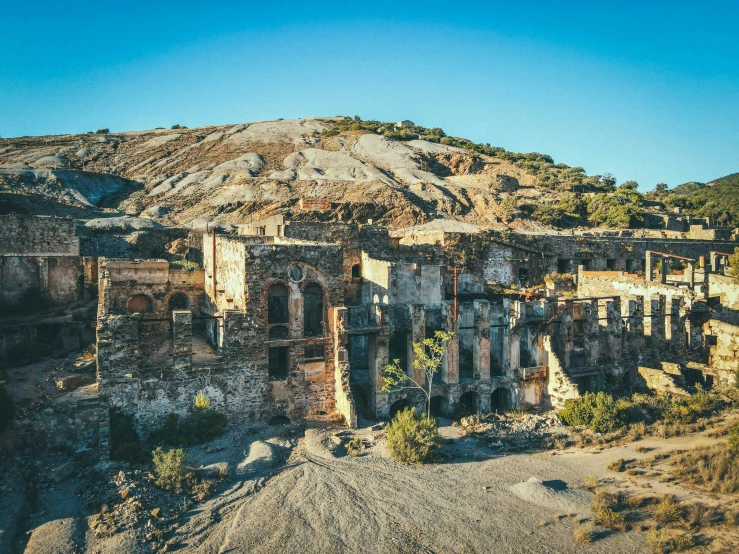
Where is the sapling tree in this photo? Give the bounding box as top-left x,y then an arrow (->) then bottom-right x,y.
381,331 -> 455,419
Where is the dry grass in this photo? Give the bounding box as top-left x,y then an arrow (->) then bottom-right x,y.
595,507 -> 626,530
606,458 -> 631,472
592,489 -> 619,512
628,422 -> 647,441
583,475 -> 599,489
653,495 -> 682,526
683,503 -> 722,530
671,443 -> 739,493
573,524 -> 594,544
645,530 -> 695,553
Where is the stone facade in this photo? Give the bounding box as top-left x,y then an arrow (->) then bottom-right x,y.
83,220 -> 739,454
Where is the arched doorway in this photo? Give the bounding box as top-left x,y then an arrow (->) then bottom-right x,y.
168,292 -> 190,311
388,399 -> 412,421
491,387 -> 513,414
430,396 -> 448,418
126,294 -> 153,314
458,391 -> 480,415
303,283 -> 324,337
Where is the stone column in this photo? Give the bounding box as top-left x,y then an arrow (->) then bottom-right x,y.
172,310 -> 193,373
645,252 -> 654,282
555,299 -> 574,368
371,304 -> 390,393
605,298 -> 622,361
661,257 -> 668,284
473,300 -> 491,381
222,309 -> 245,357
624,295 -> 644,358
408,303 -> 426,385
668,296 -> 684,353
649,294 -> 666,355
585,300 -> 600,365
441,301 -> 459,384
687,262 -> 695,288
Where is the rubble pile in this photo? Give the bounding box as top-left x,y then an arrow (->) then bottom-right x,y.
458,412 -> 565,452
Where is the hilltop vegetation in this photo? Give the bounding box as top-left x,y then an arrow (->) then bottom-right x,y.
646,173 -> 739,227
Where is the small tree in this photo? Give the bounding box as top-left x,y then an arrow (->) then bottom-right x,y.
382,331 -> 454,419
728,248 -> 739,280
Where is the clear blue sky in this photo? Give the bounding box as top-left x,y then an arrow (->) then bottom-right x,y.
1,1 -> 738,189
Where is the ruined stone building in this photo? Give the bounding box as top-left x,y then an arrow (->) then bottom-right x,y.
3,213 -> 739,456
92,218 -> 739,435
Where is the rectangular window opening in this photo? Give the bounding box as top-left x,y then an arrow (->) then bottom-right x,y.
268,346 -> 289,380
304,344 -> 325,361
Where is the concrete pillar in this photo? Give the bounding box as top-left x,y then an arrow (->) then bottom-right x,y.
474,300 -> 491,381
172,310 -> 193,373
442,301 -> 459,384
408,303 -> 426,385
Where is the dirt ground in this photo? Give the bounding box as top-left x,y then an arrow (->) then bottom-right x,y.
5,406 -> 739,553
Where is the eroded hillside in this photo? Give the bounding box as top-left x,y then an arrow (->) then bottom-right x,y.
0,118 -> 609,230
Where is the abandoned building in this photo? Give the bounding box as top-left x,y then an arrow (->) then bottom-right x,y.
2,213 -> 739,458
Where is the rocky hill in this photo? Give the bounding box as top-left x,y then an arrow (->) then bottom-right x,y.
0,116 -> 726,231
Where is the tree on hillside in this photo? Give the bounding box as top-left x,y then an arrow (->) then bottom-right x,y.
382,331 -> 455,419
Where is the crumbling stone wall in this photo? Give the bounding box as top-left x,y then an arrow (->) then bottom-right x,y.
0,214 -> 79,255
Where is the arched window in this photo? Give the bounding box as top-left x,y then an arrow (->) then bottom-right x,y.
303,283 -> 324,337
168,293 -> 190,311
126,294 -> 153,314
351,264 -> 361,279
268,283 -> 289,324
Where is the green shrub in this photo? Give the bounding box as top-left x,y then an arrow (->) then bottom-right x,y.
728,423 -> 739,449
662,391 -> 719,424
169,259 -> 199,271
559,392 -> 625,433
152,447 -> 193,492
149,405 -> 227,447
387,407 -> 442,464
95,128 -> 110,134
0,384 -> 14,433
110,409 -> 148,464
653,495 -> 681,525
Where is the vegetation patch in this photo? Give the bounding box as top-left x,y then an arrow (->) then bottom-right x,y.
386,407 -> 442,464
152,447 -> 195,492
149,394 -> 227,447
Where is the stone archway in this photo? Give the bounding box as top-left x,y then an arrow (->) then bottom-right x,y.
491,387 -> 513,414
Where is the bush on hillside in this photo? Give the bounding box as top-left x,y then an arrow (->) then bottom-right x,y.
149,395 -> 227,447
559,392 -> 625,433
387,407 -> 442,464
152,447 -> 194,492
